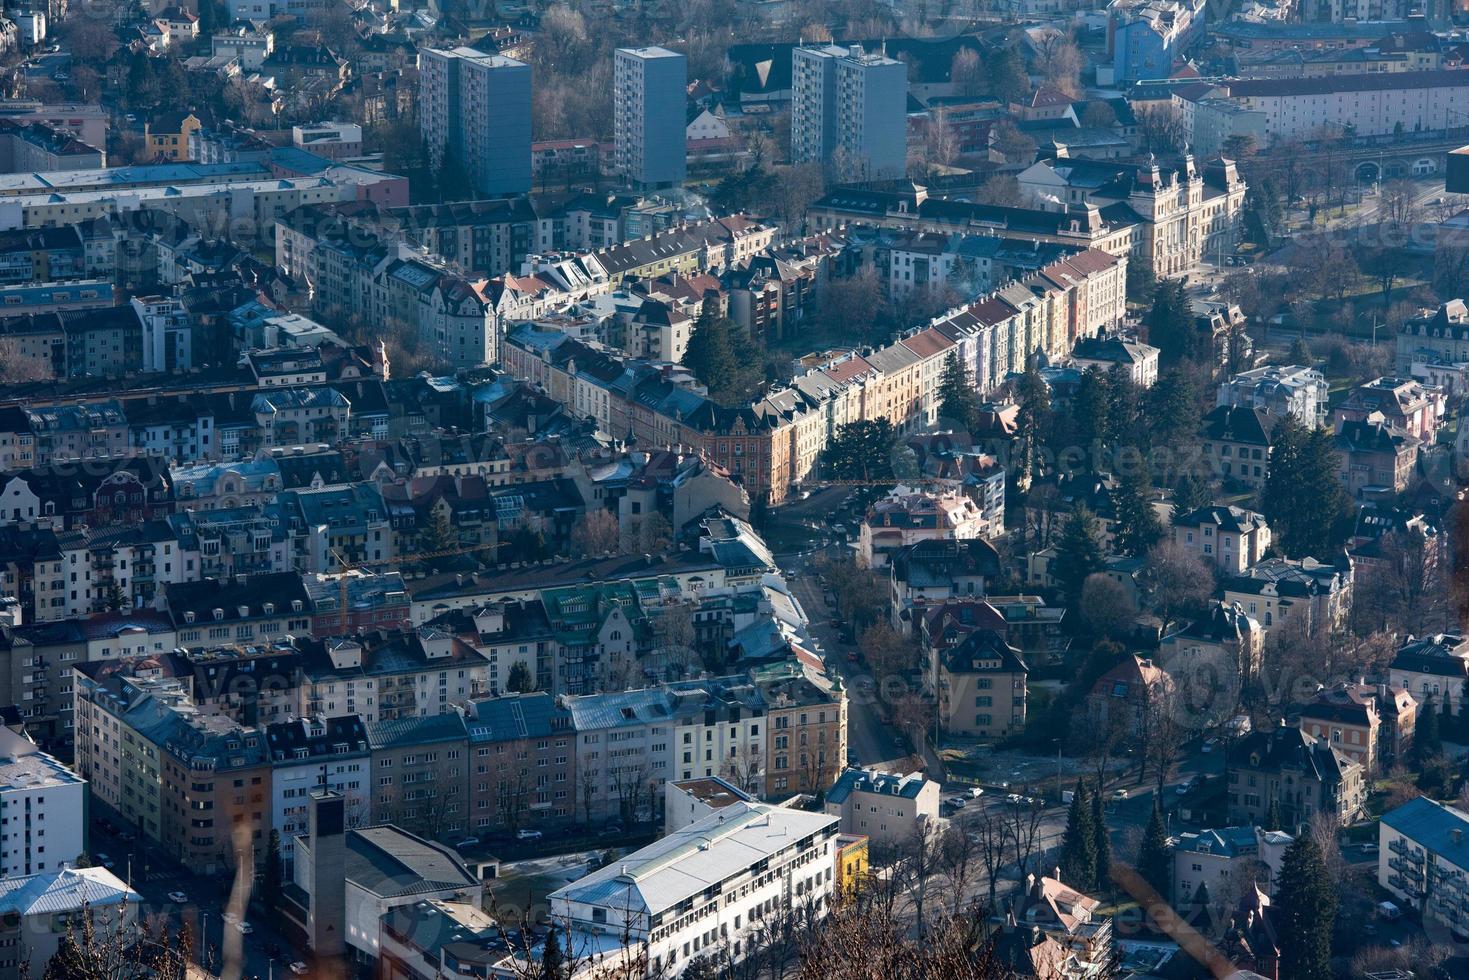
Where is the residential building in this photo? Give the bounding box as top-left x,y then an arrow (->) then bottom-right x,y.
368,713 -> 471,844
0,726 -> 85,876
889,538 -> 1003,627
790,44 -> 907,180
1172,826 -> 1292,905
824,769 -> 939,847
1219,556 -> 1353,634
1378,797 -> 1469,936
462,692 -> 577,835
934,628 -> 1028,739
1160,600 -> 1264,683
1071,335 -> 1160,387
1217,365 -> 1328,426
1107,0 -> 1206,81
613,47 -> 687,190
1001,873 -> 1114,977
1333,376 -> 1445,442
548,802 -> 840,977
857,487 -> 987,569
1199,405 -> 1278,490
419,48 -> 532,196
1228,71 -> 1469,141
1172,505 -> 1271,574
0,867 -> 140,980
1335,418 -> 1419,499
1083,654 -> 1172,742
663,776 -> 752,834
1399,300 -> 1469,387
143,111 -> 200,162
1295,681 -> 1415,774
1225,723 -> 1366,828
1389,632 -> 1469,713
264,714 -> 371,867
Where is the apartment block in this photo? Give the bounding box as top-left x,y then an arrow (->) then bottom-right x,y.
791,44 -> 907,180
613,47 -> 687,190
420,48 -> 532,196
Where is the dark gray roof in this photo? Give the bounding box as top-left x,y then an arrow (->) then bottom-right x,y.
344,826 -> 477,898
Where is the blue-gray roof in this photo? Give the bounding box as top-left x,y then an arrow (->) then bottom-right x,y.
1382,797 -> 1469,860
826,768 -> 932,805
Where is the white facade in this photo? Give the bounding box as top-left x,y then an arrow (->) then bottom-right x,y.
0,727 -> 85,877
1230,71 -> 1469,141
271,757 -> 371,866
549,802 -> 839,977
791,45 -> 907,179
1217,364 -> 1328,426
1379,798 -> 1469,934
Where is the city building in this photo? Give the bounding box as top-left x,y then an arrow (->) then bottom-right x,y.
663,776 -> 753,833
1083,654 -> 1173,741
1227,70 -> 1469,141
1172,505 -> 1272,575
1332,376 -> 1446,442
824,769 -> 940,846
791,44 -> 907,180
1219,556 -> 1353,635
264,714 -> 371,867
1295,682 -> 1416,774
1378,797 -> 1469,936
1335,418 -> 1419,499
419,48 -> 532,196
1199,405 -> 1278,490
1107,0 -> 1207,81
0,727 -> 85,876
1172,826 -> 1292,904
933,628 -> 1029,739
1225,723 -> 1366,828
613,47 -> 687,190
1388,632 -> 1469,713
1217,365 -> 1329,426
857,487 -> 988,570
0,867 -> 140,979
548,801 -> 840,976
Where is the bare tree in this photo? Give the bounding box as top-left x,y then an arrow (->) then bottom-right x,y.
969,805 -> 1009,908
1144,541 -> 1215,634
1004,800 -> 1046,882
571,509 -> 621,557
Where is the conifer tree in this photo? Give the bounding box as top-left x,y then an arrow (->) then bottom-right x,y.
1138,800 -> 1171,899
1059,780 -> 1098,889
1091,783 -> 1112,893
1274,835 -> 1337,980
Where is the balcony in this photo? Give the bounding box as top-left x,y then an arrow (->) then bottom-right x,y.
1390,857 -> 1424,881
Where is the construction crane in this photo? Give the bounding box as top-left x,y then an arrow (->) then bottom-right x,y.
324,539 -> 504,633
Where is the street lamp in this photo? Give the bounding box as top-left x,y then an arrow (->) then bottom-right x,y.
1358,309 -> 1381,346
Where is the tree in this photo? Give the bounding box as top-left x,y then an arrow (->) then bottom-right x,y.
950,47 -> 985,97
936,351 -> 978,433
1054,505 -> 1105,601
1147,277 -> 1197,366
1415,694 -> 1442,765
1138,800 -> 1171,898
506,661 -> 534,694
1080,101 -> 1118,129
821,419 -> 898,482
684,305 -> 762,404
986,48 -> 1029,105
262,829 -> 284,910
1059,781 -> 1098,889
1274,835 -> 1338,980
815,268 -> 882,344
990,119 -> 1036,167
635,512 -> 673,554
1090,784 -> 1112,894
1037,37 -> 1083,96
420,506 -> 454,554
1113,463 -> 1164,557
1172,472 -> 1213,520
103,581 -> 127,613
1080,573 -> 1136,641
541,925 -> 565,980
1136,103 -> 1186,155
570,508 -> 621,557
1261,415 -> 1350,558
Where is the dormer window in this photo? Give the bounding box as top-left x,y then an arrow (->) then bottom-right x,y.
184,611 -> 196,624
292,600 -> 303,613
263,603 -> 275,615
213,608 -> 225,620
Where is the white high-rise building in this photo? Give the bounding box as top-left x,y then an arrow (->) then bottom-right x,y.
0,727 -> 85,877
614,46 -> 687,190
791,44 -> 907,180
419,47 -> 532,196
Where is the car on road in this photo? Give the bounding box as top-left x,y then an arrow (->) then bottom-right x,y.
597,823 -> 624,837
1005,793 -> 1022,804
516,829 -> 543,841
944,796 -> 967,809
1111,789 -> 1129,800
51,71 -> 68,81
456,837 -> 479,849
234,921 -> 253,935
290,963 -> 309,976
167,892 -> 188,905
966,787 -> 984,799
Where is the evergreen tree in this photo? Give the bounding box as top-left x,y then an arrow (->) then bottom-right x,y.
105,581 -> 127,612
1054,504 -> 1106,601
1274,835 -> 1338,980
1012,367 -> 1052,495
986,48 -> 1030,105
263,829 -> 284,910
937,351 -> 978,433
1091,785 -> 1112,893
1147,278 -> 1197,365
821,419 -> 898,482
1172,471 -> 1213,521
1104,364 -> 1142,451
1147,368 -> 1203,449
1113,463 -> 1165,558
683,304 -> 762,404
541,925 -> 565,980
506,661 -> 534,694
1416,694 -> 1443,764
1261,415 -> 1350,558
1072,367 -> 1109,451
1059,781 -> 1098,889
1138,800 -> 1171,899
1265,796 -> 1283,832
1458,680 -> 1469,742
420,506 -> 454,553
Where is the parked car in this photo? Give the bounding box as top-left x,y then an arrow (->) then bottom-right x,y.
290,963 -> 309,976
1005,793 -> 1023,804
167,892 -> 188,905
516,829 -> 543,841
945,796 -> 967,809
967,787 -> 984,799
1112,789 -> 1129,800
235,922 -> 254,935
456,837 -> 479,849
